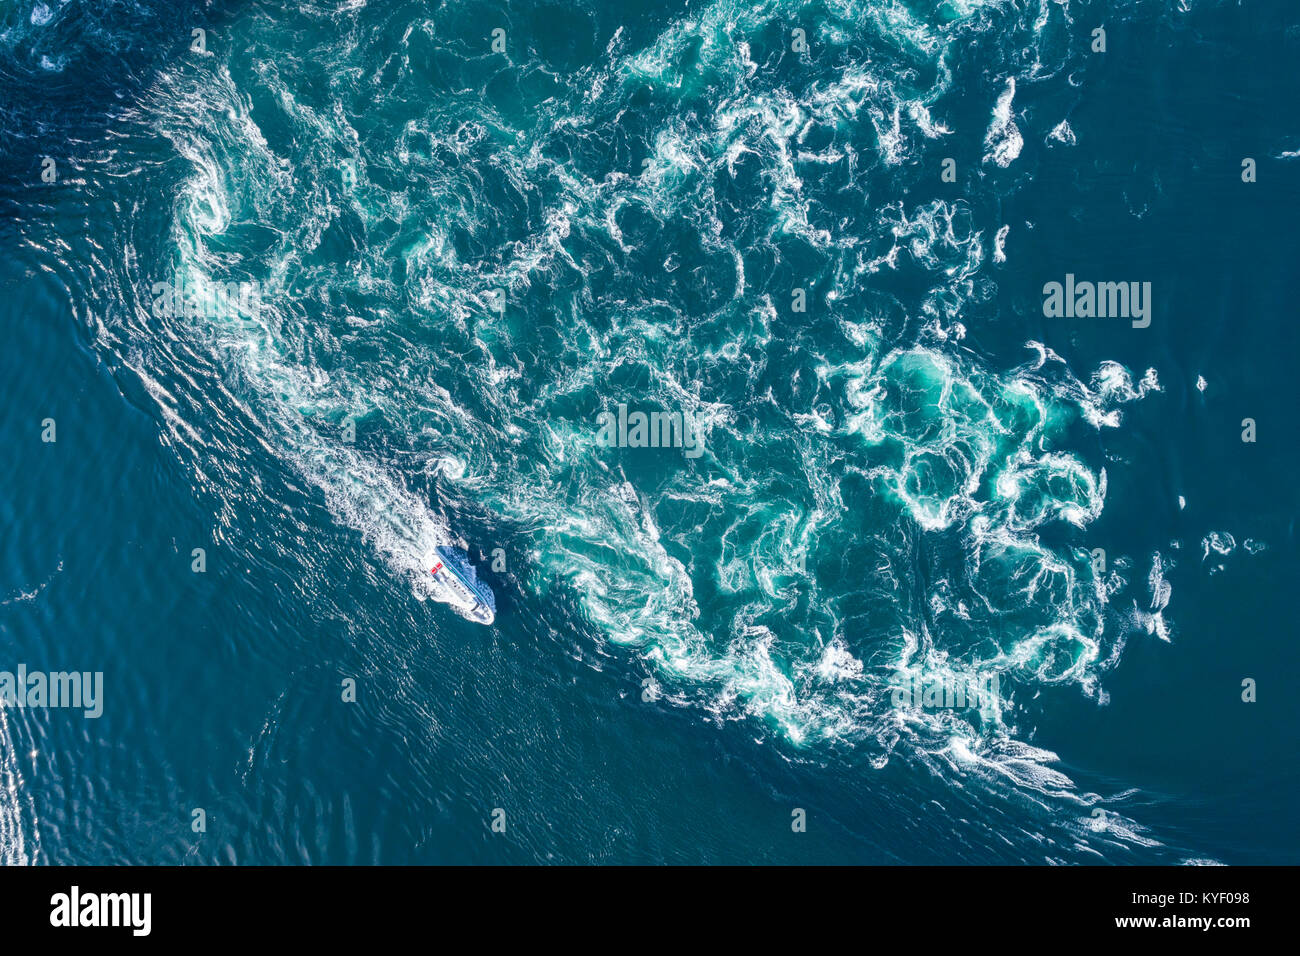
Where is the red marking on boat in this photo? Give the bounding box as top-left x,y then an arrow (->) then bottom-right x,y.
430,562 -> 443,575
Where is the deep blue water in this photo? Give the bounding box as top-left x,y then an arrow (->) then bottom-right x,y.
1,0 -> 1298,865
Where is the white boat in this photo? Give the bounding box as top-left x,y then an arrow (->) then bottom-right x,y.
427,546 -> 496,625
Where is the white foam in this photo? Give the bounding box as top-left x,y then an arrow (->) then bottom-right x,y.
1047,120 -> 1076,146
983,79 -> 1023,167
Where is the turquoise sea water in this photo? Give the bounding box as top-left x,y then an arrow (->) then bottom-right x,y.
1,0 -> 1298,864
